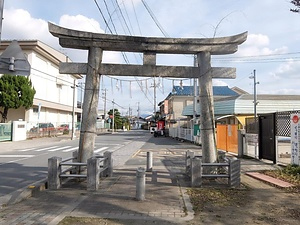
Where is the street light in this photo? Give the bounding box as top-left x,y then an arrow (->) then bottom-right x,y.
249,69 -> 259,159
249,69 -> 259,122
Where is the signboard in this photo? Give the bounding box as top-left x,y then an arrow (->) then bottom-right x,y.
164,100 -> 169,114
0,40 -> 31,76
290,114 -> 300,165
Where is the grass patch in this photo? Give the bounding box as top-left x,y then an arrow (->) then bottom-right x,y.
262,164 -> 300,192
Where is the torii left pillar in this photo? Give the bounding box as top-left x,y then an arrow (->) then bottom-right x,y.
78,47 -> 102,163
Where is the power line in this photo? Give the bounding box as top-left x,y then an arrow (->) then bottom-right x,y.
141,0 -> 169,37
213,51 -> 300,59
131,0 -> 142,35
102,0 -> 118,34
114,0 -> 132,35
93,0 -> 113,34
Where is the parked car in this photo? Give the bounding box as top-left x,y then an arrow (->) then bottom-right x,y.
30,123 -> 55,132
57,124 -> 69,132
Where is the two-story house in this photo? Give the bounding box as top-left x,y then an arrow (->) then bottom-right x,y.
162,85 -> 240,129
0,40 -> 82,130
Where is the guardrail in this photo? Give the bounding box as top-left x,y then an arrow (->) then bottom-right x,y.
185,151 -> 240,188
48,151 -> 113,191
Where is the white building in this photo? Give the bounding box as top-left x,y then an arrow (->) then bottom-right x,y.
0,40 -> 82,130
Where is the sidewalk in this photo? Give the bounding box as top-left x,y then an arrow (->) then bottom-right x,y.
0,136 -> 282,225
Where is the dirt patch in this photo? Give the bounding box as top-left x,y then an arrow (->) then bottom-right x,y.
186,176 -> 300,225
58,217 -> 177,225
58,169 -> 300,225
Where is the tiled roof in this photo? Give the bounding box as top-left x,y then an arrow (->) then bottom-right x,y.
171,86 -> 239,96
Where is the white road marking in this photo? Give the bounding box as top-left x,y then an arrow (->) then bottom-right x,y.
19,148 -> 36,152
0,155 -> 35,158
48,146 -> 72,152
95,143 -> 121,146
62,147 -> 79,152
94,147 -> 109,153
35,146 -> 59,152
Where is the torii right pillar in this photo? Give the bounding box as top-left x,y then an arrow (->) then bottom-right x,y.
198,51 -> 217,164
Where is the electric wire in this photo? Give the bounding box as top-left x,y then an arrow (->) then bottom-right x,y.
93,0 -> 113,34
131,0 -> 142,35
141,0 -> 169,37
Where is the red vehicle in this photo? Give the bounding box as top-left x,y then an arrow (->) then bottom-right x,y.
57,124 -> 69,132
154,120 -> 165,137
30,123 -> 56,132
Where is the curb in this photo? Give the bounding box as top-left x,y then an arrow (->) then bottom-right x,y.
178,177 -> 195,221
0,178 -> 47,208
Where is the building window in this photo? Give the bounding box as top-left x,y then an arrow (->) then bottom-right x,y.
33,107 -> 38,113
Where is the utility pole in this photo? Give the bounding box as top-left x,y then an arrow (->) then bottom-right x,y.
249,69 -> 259,124
0,0 -> 4,42
249,69 -> 259,158
79,82 -> 84,122
71,79 -> 76,140
193,55 -> 197,131
102,88 -> 107,119
137,102 -> 140,129
112,99 -> 115,133
153,77 -> 157,114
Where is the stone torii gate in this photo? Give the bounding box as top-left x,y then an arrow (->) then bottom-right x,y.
48,22 -> 247,165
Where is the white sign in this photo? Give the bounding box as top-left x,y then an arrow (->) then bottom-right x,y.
290,114 -> 300,165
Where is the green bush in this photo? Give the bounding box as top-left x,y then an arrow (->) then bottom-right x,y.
283,164 -> 300,176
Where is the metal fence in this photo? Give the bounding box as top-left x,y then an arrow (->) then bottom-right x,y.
276,110 -> 300,137
168,127 -> 195,142
0,123 -> 12,142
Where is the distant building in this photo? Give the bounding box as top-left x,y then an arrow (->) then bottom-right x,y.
162,85 -> 239,128
182,94 -> 300,128
0,40 -> 82,130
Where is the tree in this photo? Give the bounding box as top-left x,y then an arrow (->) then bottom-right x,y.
291,0 -> 300,12
0,74 -> 36,122
107,108 -> 122,129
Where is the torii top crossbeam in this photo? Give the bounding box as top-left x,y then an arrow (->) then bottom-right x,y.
49,22 -> 247,55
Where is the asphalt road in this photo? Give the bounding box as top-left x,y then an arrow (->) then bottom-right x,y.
0,130 -> 151,197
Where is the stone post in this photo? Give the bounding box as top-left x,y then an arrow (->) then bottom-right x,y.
191,157 -> 202,187
238,129 -> 245,158
103,151 -> 113,177
229,158 -> 240,188
78,47 -> 103,164
136,167 -> 146,201
198,52 -> 217,165
185,150 -> 195,174
48,157 -> 62,190
87,157 -> 100,191
146,151 -> 153,172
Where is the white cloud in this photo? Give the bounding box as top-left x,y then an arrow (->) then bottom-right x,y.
213,79 -> 228,86
59,14 -> 104,33
237,33 -> 288,57
3,8 -> 123,63
3,8 -> 54,44
273,60 -> 300,79
245,34 -> 269,47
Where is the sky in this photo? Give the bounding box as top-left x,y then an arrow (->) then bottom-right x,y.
2,0 -> 300,116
